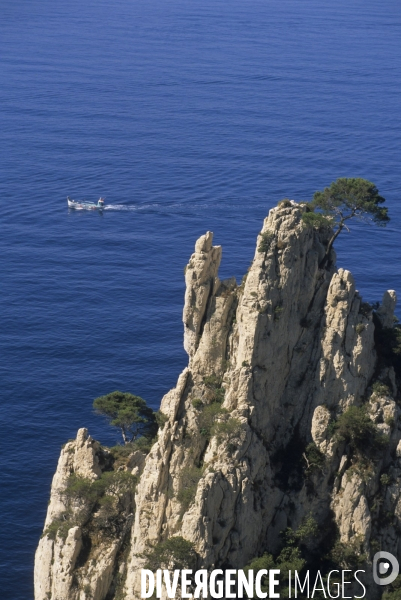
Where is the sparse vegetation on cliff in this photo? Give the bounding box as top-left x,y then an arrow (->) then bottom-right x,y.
202,375 -> 225,403
330,405 -> 388,455
245,516 -> 318,598
258,231 -> 275,253
198,402 -> 227,437
141,536 -> 197,571
177,466 -> 204,511
36,210 -> 400,600
43,470 -> 137,542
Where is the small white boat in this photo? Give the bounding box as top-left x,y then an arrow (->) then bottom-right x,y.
67,197 -> 105,210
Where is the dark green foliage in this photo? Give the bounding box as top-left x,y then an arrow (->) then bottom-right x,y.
258,231 -> 275,253
44,470 -> 138,541
273,305 -> 284,321
191,398 -> 203,410
344,457 -> 375,484
295,515 -> 319,542
131,435 -> 155,453
109,436 -> 155,468
43,513 -> 72,541
277,199 -> 293,208
385,416 -> 395,428
304,443 -> 325,473
310,178 -> 388,225
109,443 -> 136,461
380,473 -> 391,487
202,375 -> 225,403
64,474 -> 100,503
155,410 -> 168,429
99,470 -> 138,495
245,517 -> 317,598
301,211 -> 333,229
142,536 -> 197,571
213,417 -> 242,444
330,406 -> 387,455
283,515 -> 319,546
65,471 -> 137,504
198,402 -> 227,438
372,381 -> 391,396
94,494 -> 121,530
330,538 -> 366,569
177,466 -> 204,511
302,178 -> 389,266
93,390 -> 156,444
43,444 -> 138,541
245,548 -> 305,598
196,377 -> 240,443
355,323 -> 366,335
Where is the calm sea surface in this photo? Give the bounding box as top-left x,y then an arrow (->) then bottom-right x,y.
1,0 -> 401,596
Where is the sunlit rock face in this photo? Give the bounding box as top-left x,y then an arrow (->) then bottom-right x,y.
35,203 -> 399,600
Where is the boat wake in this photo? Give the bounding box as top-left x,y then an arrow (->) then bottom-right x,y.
68,200 -> 212,214
103,204 -> 139,211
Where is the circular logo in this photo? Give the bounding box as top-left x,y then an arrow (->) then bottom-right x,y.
373,551 -> 399,586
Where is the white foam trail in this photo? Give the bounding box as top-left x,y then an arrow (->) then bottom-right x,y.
104,203 -> 169,211
103,204 -> 138,211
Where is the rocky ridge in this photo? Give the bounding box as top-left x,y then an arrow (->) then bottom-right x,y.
35,201 -> 400,600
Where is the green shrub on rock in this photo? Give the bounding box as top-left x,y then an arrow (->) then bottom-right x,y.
203,375 -> 225,403
177,466 -> 204,511
304,443 -> 325,473
371,381 -> 391,397
258,231 -> 275,253
330,405 -> 387,455
213,417 -> 242,444
155,410 -> 168,429
142,536 -> 197,571
64,471 -> 137,506
380,473 -> 391,487
198,403 -> 227,438
330,537 -> 367,569
191,398 -> 203,410
277,199 -> 293,208
43,513 -> 73,541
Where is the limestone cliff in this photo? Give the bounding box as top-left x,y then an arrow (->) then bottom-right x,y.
35,202 -> 400,600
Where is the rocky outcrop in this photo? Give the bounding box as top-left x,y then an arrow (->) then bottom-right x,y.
34,429 -> 134,600
35,202 -> 400,600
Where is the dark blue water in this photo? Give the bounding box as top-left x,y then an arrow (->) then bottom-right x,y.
1,0 -> 401,597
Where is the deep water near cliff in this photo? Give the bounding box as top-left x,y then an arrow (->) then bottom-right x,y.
1,0 -> 401,597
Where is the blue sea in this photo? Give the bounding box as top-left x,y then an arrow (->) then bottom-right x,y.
1,0 -> 401,597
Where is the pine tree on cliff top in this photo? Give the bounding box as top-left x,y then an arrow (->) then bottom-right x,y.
302,177 -> 389,267
93,390 -> 155,444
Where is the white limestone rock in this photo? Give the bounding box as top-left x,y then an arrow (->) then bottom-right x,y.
35,203 -> 401,600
